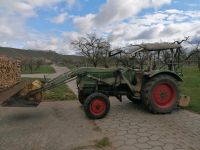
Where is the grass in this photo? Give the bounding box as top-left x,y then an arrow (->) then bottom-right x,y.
72,137 -> 111,150
22,78 -> 77,101
181,66 -> 200,113
95,137 -> 111,148
21,65 -> 55,74
44,84 -> 77,101
66,64 -> 77,70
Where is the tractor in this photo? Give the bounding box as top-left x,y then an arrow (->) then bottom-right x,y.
0,43 -> 183,119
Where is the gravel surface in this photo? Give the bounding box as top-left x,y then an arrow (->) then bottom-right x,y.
0,101 -> 105,150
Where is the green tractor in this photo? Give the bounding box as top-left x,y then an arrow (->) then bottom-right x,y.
1,43 -> 183,119
76,43 -> 183,119
77,43 -> 182,119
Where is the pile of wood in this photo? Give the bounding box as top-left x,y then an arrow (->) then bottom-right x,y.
0,56 -> 21,92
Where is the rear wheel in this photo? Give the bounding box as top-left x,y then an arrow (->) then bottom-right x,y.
142,75 -> 180,114
84,92 -> 110,119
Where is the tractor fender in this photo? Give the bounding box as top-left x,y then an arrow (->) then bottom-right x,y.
145,71 -> 183,82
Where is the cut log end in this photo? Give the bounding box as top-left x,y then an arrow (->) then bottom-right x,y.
0,56 -> 21,92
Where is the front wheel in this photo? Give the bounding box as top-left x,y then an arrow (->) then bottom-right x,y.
142,75 -> 180,114
84,93 -> 110,119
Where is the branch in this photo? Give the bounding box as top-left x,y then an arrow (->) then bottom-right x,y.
173,36 -> 190,44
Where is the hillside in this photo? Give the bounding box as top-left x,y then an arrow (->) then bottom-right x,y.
0,46 -> 83,66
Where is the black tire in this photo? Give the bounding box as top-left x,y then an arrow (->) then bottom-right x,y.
78,91 -> 88,105
84,92 -> 110,119
142,75 -> 180,114
127,94 -> 141,104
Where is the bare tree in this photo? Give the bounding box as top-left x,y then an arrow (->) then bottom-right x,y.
35,59 -> 43,70
71,34 -> 110,67
99,41 -> 111,67
186,40 -> 200,71
28,58 -> 34,73
21,59 -> 28,71
117,55 -> 133,67
173,36 -> 190,45
195,42 -> 200,71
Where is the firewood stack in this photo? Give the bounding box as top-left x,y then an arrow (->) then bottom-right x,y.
0,56 -> 21,92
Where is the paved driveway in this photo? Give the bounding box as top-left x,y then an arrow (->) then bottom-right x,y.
1,65 -> 108,150
95,98 -> 200,150
2,65 -> 200,150
0,101 -> 105,150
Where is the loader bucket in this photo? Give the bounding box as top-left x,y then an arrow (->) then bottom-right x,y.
0,79 -> 41,107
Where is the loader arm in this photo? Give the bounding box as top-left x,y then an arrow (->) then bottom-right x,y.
1,68 -> 87,107
27,68 -> 89,97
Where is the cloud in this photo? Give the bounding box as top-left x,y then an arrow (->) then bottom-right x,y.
94,0 -> 172,26
25,37 -> 64,54
0,1 -> 36,18
73,14 -> 96,32
151,0 -> 172,7
25,38 -> 58,51
0,16 -> 27,42
27,0 -> 64,7
6,10 -> 200,54
13,2 -> 36,17
73,0 -> 173,32
0,0 -> 200,55
51,13 -> 68,24
25,31 -> 84,54
101,9 -> 200,47
62,31 -> 81,42
0,0 -> 77,53
0,25 -> 14,36
67,0 -> 77,7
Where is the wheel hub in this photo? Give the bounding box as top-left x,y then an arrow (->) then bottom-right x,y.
90,99 -> 106,116
160,92 -> 167,99
152,83 -> 176,108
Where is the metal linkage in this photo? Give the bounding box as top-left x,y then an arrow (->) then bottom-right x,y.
28,69 -> 79,97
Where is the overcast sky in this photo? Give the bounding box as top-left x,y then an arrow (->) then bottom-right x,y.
0,0 -> 199,54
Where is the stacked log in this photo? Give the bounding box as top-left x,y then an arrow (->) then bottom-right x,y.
0,56 -> 21,92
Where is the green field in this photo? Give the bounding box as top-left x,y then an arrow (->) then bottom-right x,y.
22,78 -> 76,101
182,67 -> 200,113
22,65 -> 55,74
44,84 -> 77,101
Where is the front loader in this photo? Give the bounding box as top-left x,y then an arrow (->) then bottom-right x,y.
0,43 -> 186,119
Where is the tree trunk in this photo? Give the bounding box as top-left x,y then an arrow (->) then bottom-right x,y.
93,62 -> 97,67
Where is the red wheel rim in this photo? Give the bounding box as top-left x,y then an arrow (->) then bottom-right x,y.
151,83 -> 176,108
90,99 -> 106,116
